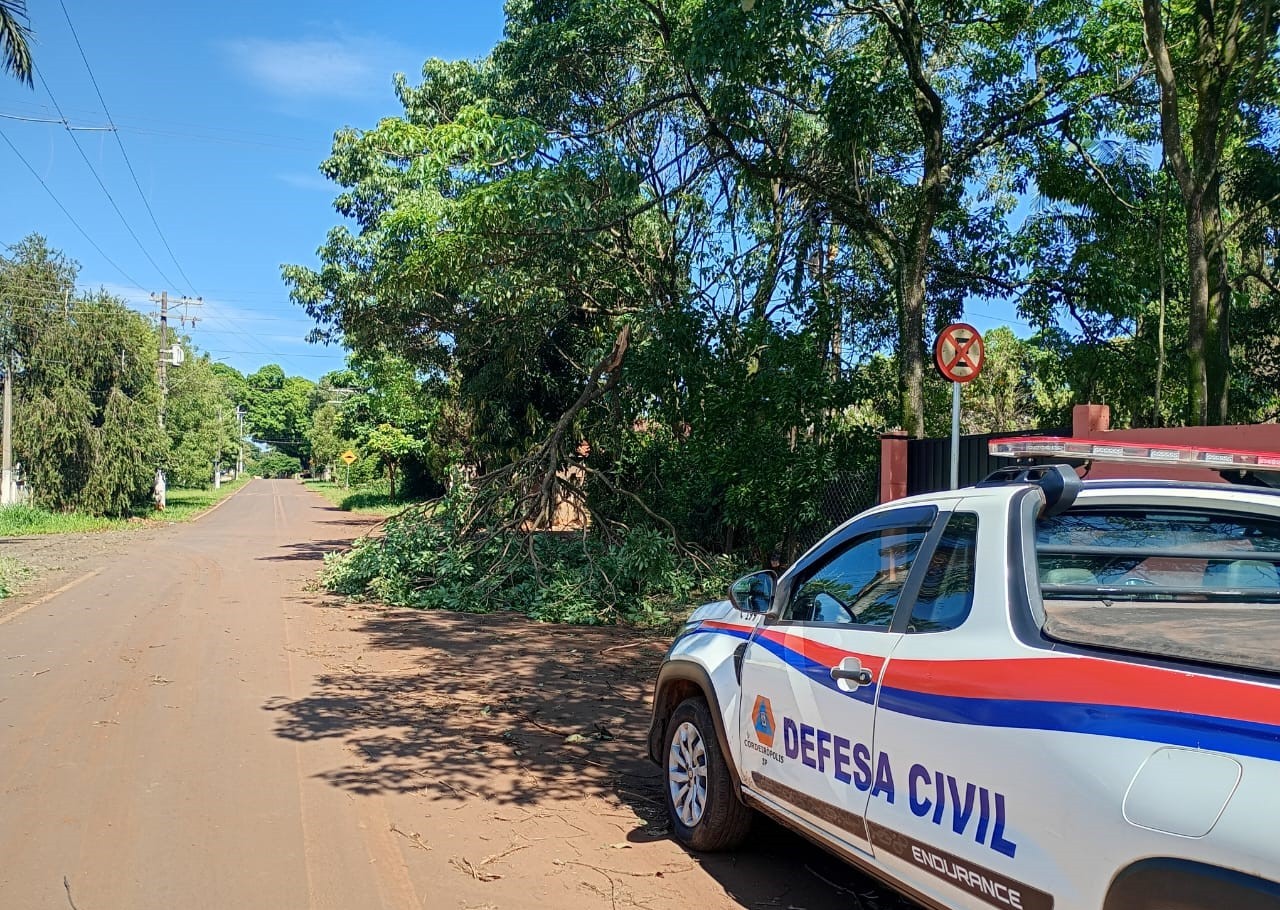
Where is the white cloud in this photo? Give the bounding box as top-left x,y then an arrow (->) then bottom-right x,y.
222,36 -> 394,100
277,171 -> 334,192
94,282 -> 347,378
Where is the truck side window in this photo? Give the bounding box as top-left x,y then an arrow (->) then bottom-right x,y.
785,526 -> 928,627
908,512 -> 978,633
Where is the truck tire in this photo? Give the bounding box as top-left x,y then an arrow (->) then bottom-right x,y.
663,696 -> 752,851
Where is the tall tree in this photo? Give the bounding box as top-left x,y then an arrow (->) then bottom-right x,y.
17,294 -> 164,515
242,365 -> 316,464
572,0 -> 1119,435
0,234 -> 77,361
165,350 -> 242,488
1141,0 -> 1280,423
306,404 -> 345,482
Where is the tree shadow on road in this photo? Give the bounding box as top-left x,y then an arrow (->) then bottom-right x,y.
266,610 -> 663,803
256,540 -> 357,562
264,608 -> 915,909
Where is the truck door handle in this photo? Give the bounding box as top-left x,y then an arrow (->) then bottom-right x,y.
831,666 -> 873,686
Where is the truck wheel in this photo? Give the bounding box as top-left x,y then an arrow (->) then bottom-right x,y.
664,696 -> 752,851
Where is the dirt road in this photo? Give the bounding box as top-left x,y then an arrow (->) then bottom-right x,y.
0,479 -> 904,910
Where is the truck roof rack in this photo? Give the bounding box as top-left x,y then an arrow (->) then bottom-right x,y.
977,463 -> 1082,516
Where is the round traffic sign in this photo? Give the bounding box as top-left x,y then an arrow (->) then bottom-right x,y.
934,323 -> 985,383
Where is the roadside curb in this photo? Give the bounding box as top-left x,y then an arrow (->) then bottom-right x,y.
0,568 -> 103,628
189,476 -> 256,524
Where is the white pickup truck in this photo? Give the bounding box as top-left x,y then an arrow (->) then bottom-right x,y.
647,465 -> 1280,910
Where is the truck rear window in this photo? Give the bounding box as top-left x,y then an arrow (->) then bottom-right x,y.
1035,506 -> 1280,673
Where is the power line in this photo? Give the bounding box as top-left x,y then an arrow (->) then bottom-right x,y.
35,70 -> 179,289
1,99 -> 316,147
0,111 -> 112,129
57,0 -> 199,296
0,284 -> 334,354
202,348 -> 343,360
0,129 -> 145,288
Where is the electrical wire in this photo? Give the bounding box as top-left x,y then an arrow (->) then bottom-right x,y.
0,278 -> 321,328
57,0 -> 199,296
35,70 -> 179,289
0,290 -> 340,358
1,99 -> 316,148
0,129 -> 146,288
0,111 -> 112,129
0,293 -> 344,370
200,348 -> 342,360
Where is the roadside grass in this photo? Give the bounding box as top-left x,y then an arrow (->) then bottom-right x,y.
159,475 -> 253,522
0,504 -> 117,536
0,475 -> 253,537
302,479 -> 431,516
0,556 -> 31,599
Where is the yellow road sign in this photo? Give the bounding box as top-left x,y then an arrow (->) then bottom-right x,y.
341,450 -> 357,465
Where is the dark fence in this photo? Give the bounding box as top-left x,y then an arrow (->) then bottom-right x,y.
794,468 -> 879,556
907,428 -> 1068,497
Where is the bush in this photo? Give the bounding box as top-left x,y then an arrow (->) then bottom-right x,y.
323,486 -> 741,626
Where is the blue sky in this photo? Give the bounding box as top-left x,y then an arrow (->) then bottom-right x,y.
1,0 -> 508,380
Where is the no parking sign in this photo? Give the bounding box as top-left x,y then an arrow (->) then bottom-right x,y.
935,323 -> 985,490
935,323 -> 985,383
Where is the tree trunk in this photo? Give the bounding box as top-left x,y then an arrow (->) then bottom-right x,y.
898,266 -> 927,438
894,0 -> 944,440
1184,196 -> 1211,425
1154,194 -> 1167,427
1203,176 -> 1231,423
1143,0 -> 1247,426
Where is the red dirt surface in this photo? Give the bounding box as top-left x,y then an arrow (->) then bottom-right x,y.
0,479 -> 911,909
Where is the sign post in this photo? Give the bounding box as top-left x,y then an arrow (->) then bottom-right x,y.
340,449 -> 357,489
934,323 -> 985,490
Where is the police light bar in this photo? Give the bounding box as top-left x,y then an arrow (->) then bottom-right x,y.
989,436 -> 1280,473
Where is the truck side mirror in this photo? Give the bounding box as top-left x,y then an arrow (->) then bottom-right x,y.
729,570 -> 776,615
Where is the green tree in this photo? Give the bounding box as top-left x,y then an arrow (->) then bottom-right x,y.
1,234 -> 78,361
364,423 -> 417,500
17,294 -> 164,515
285,0 -> 1280,570
242,365 -> 316,464
0,0 -> 33,87
317,352 -> 447,491
958,327 -> 1074,434
165,351 -> 242,488
1141,0 -> 1280,424
502,0 -> 1117,436
307,403 -> 345,481
251,450 -> 302,479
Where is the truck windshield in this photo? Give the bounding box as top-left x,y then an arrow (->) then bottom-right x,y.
1036,506 -> 1280,673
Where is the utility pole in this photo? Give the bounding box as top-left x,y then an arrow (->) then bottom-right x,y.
150,292 -> 202,509
213,405 -> 222,489
1,354 -> 12,506
153,291 -> 169,509
236,407 -> 245,476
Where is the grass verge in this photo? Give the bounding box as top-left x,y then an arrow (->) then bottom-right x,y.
159,475 -> 253,522
0,475 -> 253,537
0,556 -> 31,599
0,505 -> 117,536
302,479 -> 429,516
